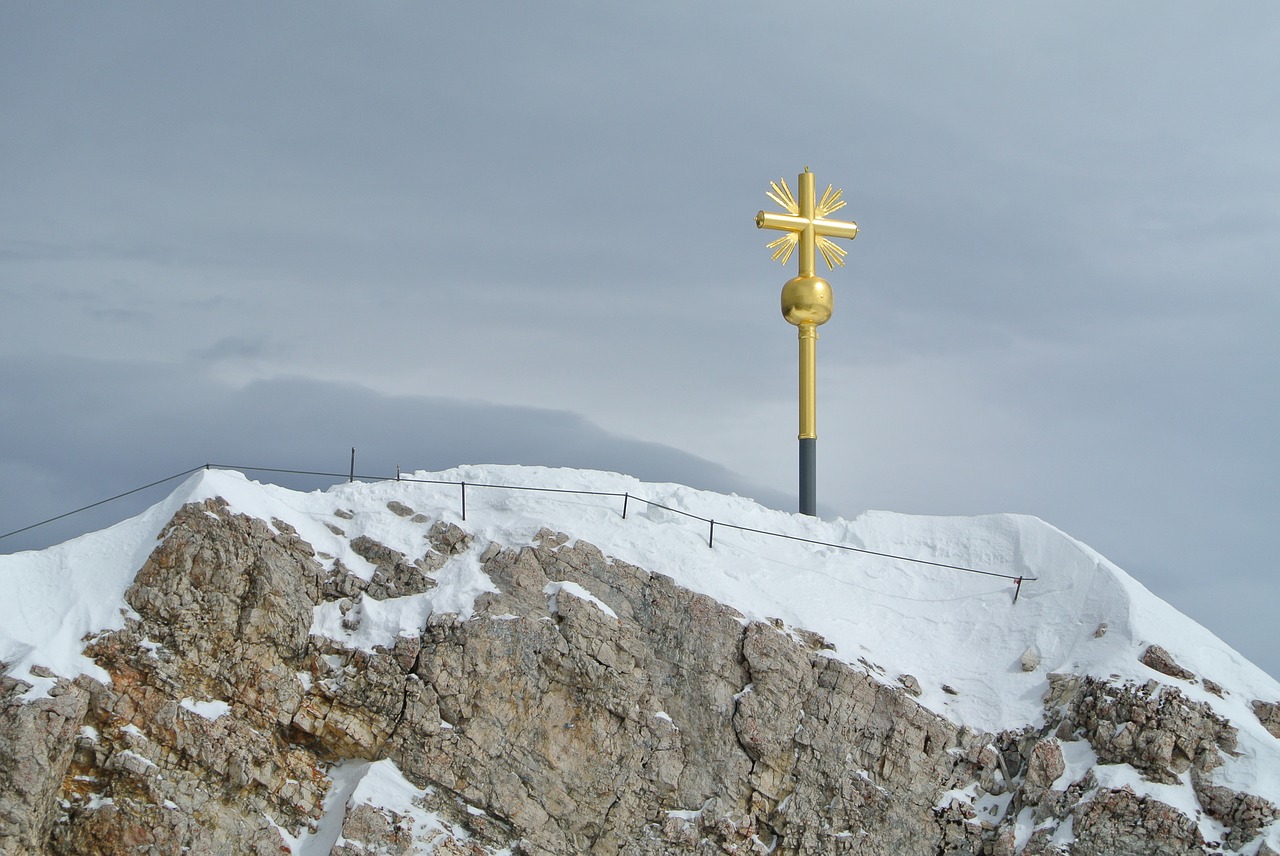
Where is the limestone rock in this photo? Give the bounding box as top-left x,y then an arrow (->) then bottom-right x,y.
348,534 -> 443,600
386,500 -> 416,518
1020,646 -> 1041,672
1253,699 -> 1280,739
429,520 -> 472,555
1140,644 -> 1196,681
1071,788 -> 1205,855
1192,776 -> 1279,851
1022,737 -> 1065,805
1052,674 -> 1235,784
0,676 -> 90,852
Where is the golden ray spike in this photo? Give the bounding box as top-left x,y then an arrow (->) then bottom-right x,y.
766,187 -> 795,215
817,184 -> 836,213
823,236 -> 849,262
816,185 -> 846,218
817,237 -> 848,269
777,178 -> 799,212
816,243 -> 833,270
817,243 -> 839,270
768,233 -> 798,264
768,234 -> 798,257
767,179 -> 799,215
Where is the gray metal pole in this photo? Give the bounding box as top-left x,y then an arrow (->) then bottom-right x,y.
799,437 -> 817,516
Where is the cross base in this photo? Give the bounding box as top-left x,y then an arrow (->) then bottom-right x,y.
799,438 -> 817,516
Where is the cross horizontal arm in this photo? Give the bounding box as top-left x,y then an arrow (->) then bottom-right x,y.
813,218 -> 858,241
756,211 -> 807,232
756,211 -> 859,241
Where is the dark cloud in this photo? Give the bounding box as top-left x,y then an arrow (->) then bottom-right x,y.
0,356 -> 789,554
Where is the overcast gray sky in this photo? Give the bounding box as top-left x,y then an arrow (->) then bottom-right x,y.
2,3 -> 1277,679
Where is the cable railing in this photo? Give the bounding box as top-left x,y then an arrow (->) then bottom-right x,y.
1,460 -> 1034,600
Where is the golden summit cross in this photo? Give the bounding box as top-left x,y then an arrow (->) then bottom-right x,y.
756,167 -> 859,278
755,167 -> 860,517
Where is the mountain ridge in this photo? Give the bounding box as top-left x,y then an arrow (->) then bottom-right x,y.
2,466 -> 1277,853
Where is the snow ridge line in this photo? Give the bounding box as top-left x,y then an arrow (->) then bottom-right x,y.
1,462 -> 1033,588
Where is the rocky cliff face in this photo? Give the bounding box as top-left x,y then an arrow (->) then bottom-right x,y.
2,495 -> 1277,854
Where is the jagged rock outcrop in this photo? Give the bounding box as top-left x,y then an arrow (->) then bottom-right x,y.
1139,644 -> 1197,682
1254,700 -> 1280,740
1,497 -> 1276,854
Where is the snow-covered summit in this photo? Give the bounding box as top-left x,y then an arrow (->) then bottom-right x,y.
4,466 -> 1279,812
4,465 -> 1276,730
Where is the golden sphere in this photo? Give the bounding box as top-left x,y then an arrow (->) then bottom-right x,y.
781,275 -> 833,326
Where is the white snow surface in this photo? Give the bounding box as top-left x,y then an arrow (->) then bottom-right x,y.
544,580 -> 619,620
3,464 -> 1280,839
285,758 -> 493,855
179,697 -> 231,721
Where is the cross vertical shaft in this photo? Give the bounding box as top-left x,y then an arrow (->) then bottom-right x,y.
798,322 -> 817,440
798,170 -> 817,278
798,323 -> 818,516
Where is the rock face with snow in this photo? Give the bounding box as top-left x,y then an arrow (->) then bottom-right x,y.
2,467 -> 1279,854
